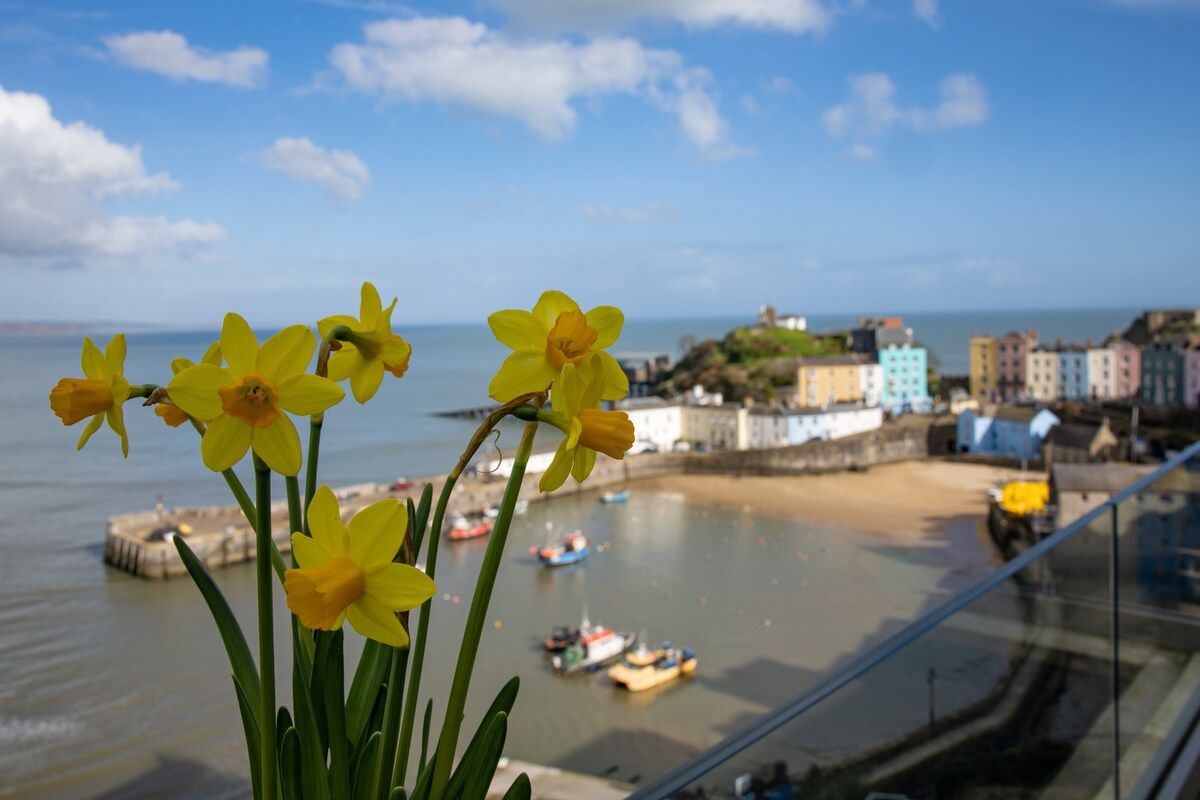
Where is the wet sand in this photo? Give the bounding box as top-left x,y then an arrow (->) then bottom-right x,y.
628,460 -> 1030,544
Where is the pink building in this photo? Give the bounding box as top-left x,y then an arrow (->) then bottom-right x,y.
995,329 -> 1038,401
1111,340 -> 1142,400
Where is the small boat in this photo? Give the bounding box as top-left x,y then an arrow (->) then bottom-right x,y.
444,515 -> 493,541
530,531 -> 589,566
600,488 -> 629,504
483,499 -> 529,519
552,616 -> 636,675
543,624 -> 578,652
608,641 -> 697,692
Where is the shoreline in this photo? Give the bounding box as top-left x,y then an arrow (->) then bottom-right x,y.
624,459 -> 1030,546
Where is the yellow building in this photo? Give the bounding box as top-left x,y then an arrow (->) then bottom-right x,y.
796,356 -> 869,407
969,335 -> 998,402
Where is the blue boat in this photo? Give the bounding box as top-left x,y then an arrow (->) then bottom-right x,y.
530,531 -> 590,566
600,488 -> 629,504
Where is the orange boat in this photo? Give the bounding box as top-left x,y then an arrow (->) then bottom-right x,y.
444,515 -> 492,541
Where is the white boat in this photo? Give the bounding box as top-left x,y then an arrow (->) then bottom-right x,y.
551,613 -> 636,676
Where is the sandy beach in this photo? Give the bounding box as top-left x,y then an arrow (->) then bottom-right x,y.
628,459 -> 1031,544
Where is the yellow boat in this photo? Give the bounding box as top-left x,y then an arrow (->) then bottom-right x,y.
607,643 -> 696,692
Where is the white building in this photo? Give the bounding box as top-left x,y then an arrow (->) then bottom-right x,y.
617,397 -> 683,453
824,403 -> 885,440
859,363 -> 884,408
778,314 -> 807,331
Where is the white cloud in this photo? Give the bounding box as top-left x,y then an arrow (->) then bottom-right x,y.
488,0 -> 833,34
256,137 -> 370,202
0,84 -> 223,264
846,143 -> 877,161
914,0 -> 942,28
104,31 -> 267,88
822,72 -> 987,139
327,16 -> 744,156
582,203 -> 679,224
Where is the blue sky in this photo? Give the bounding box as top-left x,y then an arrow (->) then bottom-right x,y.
1,0 -> 1198,327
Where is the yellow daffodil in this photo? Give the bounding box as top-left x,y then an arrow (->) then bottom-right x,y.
318,282 -> 412,403
285,486 -> 436,647
156,342 -> 221,428
536,358 -> 634,492
49,335 -> 133,456
487,290 -> 629,403
167,313 -> 344,475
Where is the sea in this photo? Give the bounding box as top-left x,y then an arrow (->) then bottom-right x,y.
0,307 -> 1138,799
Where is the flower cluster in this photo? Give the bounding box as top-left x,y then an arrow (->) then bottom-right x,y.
488,290 -> 635,491
48,284 -> 634,800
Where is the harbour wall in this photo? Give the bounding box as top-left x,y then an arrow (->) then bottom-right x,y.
106,419 -> 941,579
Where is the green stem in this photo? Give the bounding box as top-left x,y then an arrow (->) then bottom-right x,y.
375,647 -> 410,800
221,467 -> 286,583
394,394 -> 538,788
254,457 -> 278,800
285,476 -> 302,568
428,416 -> 539,800
303,416 -> 323,536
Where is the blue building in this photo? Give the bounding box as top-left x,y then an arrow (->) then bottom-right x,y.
957,405 -> 1060,460
878,344 -> 929,413
1056,348 -> 1089,402
1141,343 -> 1187,407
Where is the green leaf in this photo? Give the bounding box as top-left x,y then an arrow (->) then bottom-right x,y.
460,676 -> 518,767
388,789 -> 408,800
293,625 -> 332,800
281,727 -> 303,800
350,684 -> 387,771
352,731 -> 380,800
276,706 -> 295,760
449,711 -> 508,800
233,676 -> 262,800
173,535 -> 260,711
499,773 -> 531,800
411,484 -> 433,559
311,630 -> 336,753
347,640 -> 392,746
419,699 -> 433,776
407,752 -> 437,800
323,630 -> 351,800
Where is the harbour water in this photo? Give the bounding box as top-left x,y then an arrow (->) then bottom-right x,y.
0,307 -> 1137,798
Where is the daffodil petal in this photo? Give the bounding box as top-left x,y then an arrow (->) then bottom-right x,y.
539,440 -> 574,492
348,500 -> 405,566
488,351 -> 556,402
81,337 -> 105,380
566,417 -> 583,449
531,291 -> 579,330
360,282 -> 383,328
350,358 -> 385,403
76,413 -> 104,450
291,532 -> 332,569
364,563 -> 436,610
277,374 -> 346,415
597,352 -> 630,401
572,445 -> 596,484
579,355 -> 607,409
221,313 -> 259,377
326,349 -> 364,383
307,486 -> 350,556
168,364 -> 232,420
553,363 -> 585,417
104,334 -> 127,379
201,341 -> 222,365
106,405 -> 129,458
488,309 -> 546,352
586,306 -> 623,350
318,315 -> 360,340
170,357 -> 197,375
380,338 -> 411,374
259,326 -> 316,383
202,414 -> 252,472
346,595 -> 409,647
252,415 -> 301,476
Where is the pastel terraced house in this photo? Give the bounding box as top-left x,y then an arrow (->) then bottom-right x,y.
1026,348 -> 1060,402
796,355 -> 874,408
